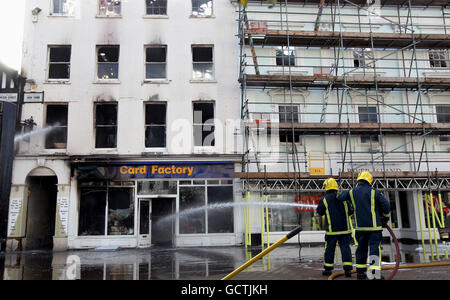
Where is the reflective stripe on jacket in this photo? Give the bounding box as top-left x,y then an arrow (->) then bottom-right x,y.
316,191 -> 353,235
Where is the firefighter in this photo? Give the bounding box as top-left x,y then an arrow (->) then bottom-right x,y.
338,171 -> 390,280
316,178 -> 354,277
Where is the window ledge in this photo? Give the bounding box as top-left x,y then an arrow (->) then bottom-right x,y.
143,15 -> 169,19
189,15 -> 215,19
193,146 -> 217,154
48,14 -> 74,18
142,148 -> 169,154
143,79 -> 170,84
44,80 -> 71,84
93,149 -> 119,154
190,79 -> 217,84
95,15 -> 122,19
93,79 -> 121,84
41,149 -> 67,155
423,70 -> 450,78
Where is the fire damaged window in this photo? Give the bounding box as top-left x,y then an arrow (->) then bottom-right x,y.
146,0 -> 167,15
192,0 -> 212,17
193,102 -> 215,147
98,0 -> 121,16
179,186 -> 206,234
97,46 -> 120,80
145,46 -> 167,79
192,46 -> 214,80
45,104 -> 68,149
51,0 -> 75,15
95,103 -> 117,148
145,103 -> 166,148
48,46 -> 71,80
78,185 -> 134,236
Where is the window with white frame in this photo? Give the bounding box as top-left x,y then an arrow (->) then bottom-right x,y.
98,0 -> 121,16
146,0 -> 167,15
145,102 -> 167,148
353,48 -> 374,69
191,0 -> 212,17
436,105 -> 450,143
145,46 -> 167,80
193,102 -> 215,147
276,47 -> 295,67
358,106 -> 379,144
97,46 -> 120,80
48,45 -> 71,80
192,45 -> 214,80
95,103 -> 118,149
429,50 -> 449,69
45,104 -> 68,149
51,0 -> 75,15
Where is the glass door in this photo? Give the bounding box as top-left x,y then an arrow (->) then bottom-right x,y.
138,199 -> 152,248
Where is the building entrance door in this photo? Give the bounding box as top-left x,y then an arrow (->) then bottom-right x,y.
138,199 -> 152,248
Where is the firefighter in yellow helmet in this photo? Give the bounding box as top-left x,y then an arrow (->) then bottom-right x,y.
338,171 -> 390,280
316,178 -> 354,277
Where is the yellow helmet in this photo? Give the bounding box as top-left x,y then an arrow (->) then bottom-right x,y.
323,178 -> 338,191
357,171 -> 373,185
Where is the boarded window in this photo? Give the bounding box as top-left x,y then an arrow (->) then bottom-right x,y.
48,46 -> 71,80
45,104 -> 68,149
95,103 -> 117,148
192,0 -> 212,16
276,47 -> 295,67
193,102 -> 215,147
145,46 -> 167,79
145,103 -> 166,148
146,0 -> 167,15
99,0 -> 121,16
97,46 -> 119,80
192,46 -> 214,80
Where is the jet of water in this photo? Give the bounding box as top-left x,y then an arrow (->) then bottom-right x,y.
14,124 -> 59,143
156,201 -> 318,226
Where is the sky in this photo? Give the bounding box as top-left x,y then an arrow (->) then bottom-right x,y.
0,0 -> 26,71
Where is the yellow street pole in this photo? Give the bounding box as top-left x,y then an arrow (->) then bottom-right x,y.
429,193 -> 440,260
247,191 -> 252,247
438,193 -> 448,259
222,226 -> 303,280
424,194 -> 435,261
243,194 -> 248,249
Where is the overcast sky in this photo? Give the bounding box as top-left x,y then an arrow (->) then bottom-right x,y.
0,0 -> 26,71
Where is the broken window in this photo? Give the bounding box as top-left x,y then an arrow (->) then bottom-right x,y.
353,48 -> 374,69
429,50 -> 449,69
145,46 -> 167,79
146,0 -> 167,15
279,105 -> 299,123
192,46 -> 214,80
95,103 -> 117,148
193,102 -> 215,147
107,188 -> 134,236
276,47 -> 295,67
98,0 -> 121,16
279,131 -> 301,144
45,104 -> 68,149
145,103 -> 166,148
97,46 -> 120,80
48,46 -> 71,80
79,188 -> 107,236
192,0 -> 212,17
52,0 -> 75,15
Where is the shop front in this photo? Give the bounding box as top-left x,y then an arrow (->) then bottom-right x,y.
70,161 -> 237,249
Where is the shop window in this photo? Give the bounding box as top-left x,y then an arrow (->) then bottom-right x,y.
179,186 -> 206,234
191,0 -> 212,17
137,180 -> 176,195
145,103 -> 167,148
145,46 -> 167,79
399,191 -> 410,228
146,0 -> 167,15
98,0 -> 121,16
45,104 -> 68,149
51,0 -> 75,15
192,46 -> 214,80
207,186 -> 233,233
48,46 -> 71,80
107,188 -> 134,235
269,194 -> 305,232
97,46 -> 120,80
353,48 -> 374,69
95,103 -> 117,148
388,192 -> 399,228
276,47 -> 295,67
78,188 -> 107,236
193,102 -> 215,147
429,50 -> 449,69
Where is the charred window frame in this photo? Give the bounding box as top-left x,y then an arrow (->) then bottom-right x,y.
145,103 -> 167,148
97,45 -> 120,80
45,104 -> 68,149
48,46 -> 71,80
98,0 -> 121,16
51,0 -> 75,15
436,105 -> 450,143
146,0 -> 167,15
95,103 -> 118,149
429,50 -> 449,69
276,47 -> 295,67
193,102 -> 215,147
192,45 -> 214,80
145,46 -> 167,80
191,0 -> 212,17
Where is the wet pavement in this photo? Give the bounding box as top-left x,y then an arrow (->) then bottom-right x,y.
1,242 -> 449,280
